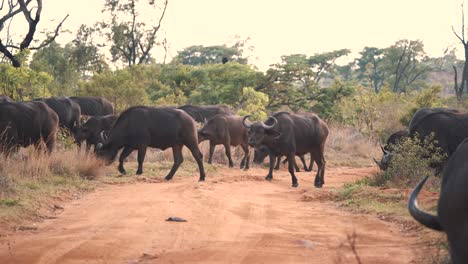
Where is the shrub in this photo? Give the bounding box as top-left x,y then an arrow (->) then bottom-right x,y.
371,133 -> 446,188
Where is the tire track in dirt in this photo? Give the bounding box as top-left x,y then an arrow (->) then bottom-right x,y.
0,166 -> 424,264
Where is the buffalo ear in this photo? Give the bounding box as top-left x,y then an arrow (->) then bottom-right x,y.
266,129 -> 281,139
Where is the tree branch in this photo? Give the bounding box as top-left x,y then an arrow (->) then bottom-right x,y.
29,13 -> 69,50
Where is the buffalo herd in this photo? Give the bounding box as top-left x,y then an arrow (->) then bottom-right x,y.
375,107 -> 468,263
1,93 -> 467,261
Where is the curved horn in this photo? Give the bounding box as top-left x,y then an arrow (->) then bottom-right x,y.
373,158 -> 382,169
380,144 -> 389,154
100,131 -> 109,143
408,176 -> 443,231
262,116 -> 278,130
242,115 -> 252,128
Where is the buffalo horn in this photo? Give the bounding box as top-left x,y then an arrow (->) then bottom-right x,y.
373,158 -> 382,168
242,115 -> 252,128
408,176 -> 443,231
262,116 -> 278,130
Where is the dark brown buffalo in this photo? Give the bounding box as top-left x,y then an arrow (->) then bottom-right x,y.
177,105 -> 234,123
72,115 -> 118,152
198,115 -> 249,169
0,101 -> 58,154
0,95 -> 13,103
377,108 -> 460,171
70,96 -> 114,116
243,112 -> 328,188
34,97 -> 81,131
96,106 -> 205,181
409,138 -> 468,264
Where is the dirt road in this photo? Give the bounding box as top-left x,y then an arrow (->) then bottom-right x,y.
0,167 -> 423,264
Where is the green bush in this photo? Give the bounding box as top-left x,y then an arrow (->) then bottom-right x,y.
371,133 -> 446,188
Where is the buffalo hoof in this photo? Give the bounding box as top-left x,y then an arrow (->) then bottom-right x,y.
198,178 -> 205,182
136,170 -> 143,175
164,176 -> 173,181
265,176 -> 273,182
305,168 -> 312,172
229,164 -> 234,168
314,183 -> 323,188
118,168 -> 127,175
292,183 -> 298,188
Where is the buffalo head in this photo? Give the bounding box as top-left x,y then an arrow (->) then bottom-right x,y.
374,144 -> 393,170
253,145 -> 270,164
242,115 -> 280,147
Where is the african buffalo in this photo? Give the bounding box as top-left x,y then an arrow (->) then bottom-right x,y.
177,105 -> 234,123
374,129 -> 409,170
243,112 -> 328,188
0,101 -> 58,154
70,96 -> 114,116
34,97 -> 81,132
253,145 -> 313,172
0,95 -> 13,103
96,106 -> 205,181
408,138 -> 468,264
198,115 -> 249,169
377,108 -> 460,170
72,114 -> 118,152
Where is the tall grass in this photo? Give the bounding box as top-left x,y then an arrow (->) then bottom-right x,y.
0,138 -> 103,225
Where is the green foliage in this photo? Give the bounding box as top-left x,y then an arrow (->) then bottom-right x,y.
372,133 -> 446,188
0,64 -> 53,100
334,86 -> 398,134
237,87 -> 269,120
186,62 -> 261,106
175,45 -> 248,65
260,50 -> 350,112
355,47 -> 386,92
98,0 -> 168,66
383,39 -> 430,93
78,66 -> 149,111
399,85 -> 443,126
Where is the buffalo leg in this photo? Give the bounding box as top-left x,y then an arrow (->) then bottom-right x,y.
306,153 -> 314,172
282,156 -> 300,172
287,152 -> 299,187
165,144 -> 184,181
186,143 -> 206,181
313,150 -> 325,188
136,145 -> 147,175
299,155 -> 308,171
118,146 -> 133,175
265,151 -> 276,181
240,144 -> 250,170
275,156 -> 282,170
224,143 -> 234,168
208,141 -> 215,164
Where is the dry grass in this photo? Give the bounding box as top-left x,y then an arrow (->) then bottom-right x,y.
0,142 -> 104,226
325,123 -> 380,167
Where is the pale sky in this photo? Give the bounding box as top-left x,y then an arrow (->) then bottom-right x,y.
15,0 -> 467,70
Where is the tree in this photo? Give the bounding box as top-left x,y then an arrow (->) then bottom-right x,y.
0,0 -> 68,67
29,41 -> 79,95
383,40 -> 430,93
99,0 -> 168,66
258,49 -> 350,112
355,47 -> 386,92
452,3 -> 468,100
175,44 -> 248,65
71,25 -> 109,78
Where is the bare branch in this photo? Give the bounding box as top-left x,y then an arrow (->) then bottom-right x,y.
29,14 -> 69,50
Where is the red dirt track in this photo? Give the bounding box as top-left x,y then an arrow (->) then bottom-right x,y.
0,167 -> 424,264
